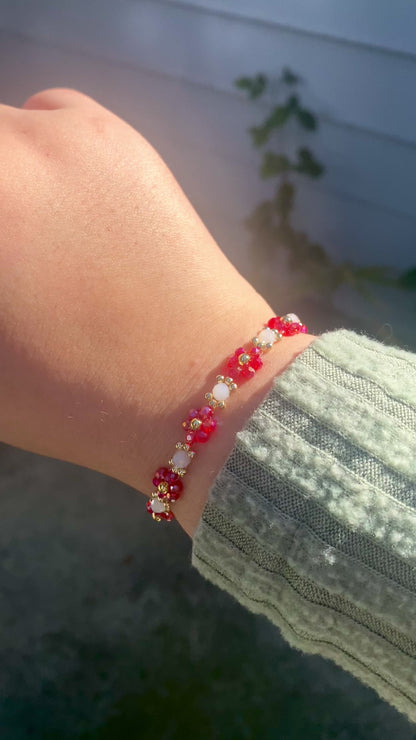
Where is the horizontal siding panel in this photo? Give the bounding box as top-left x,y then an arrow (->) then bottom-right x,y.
1,29 -> 415,223
0,0 -> 416,145
165,0 -> 416,57
175,144 -> 415,270
0,30 -> 414,273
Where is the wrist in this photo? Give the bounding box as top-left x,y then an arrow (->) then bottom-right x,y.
171,329 -> 317,537
120,296 -> 317,538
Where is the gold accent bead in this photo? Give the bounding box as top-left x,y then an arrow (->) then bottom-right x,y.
209,400 -> 216,408
205,392 -> 211,400
230,382 -> 237,391
252,337 -> 259,345
218,401 -> 225,409
216,375 -> 225,383
225,377 -> 233,384
152,513 -> 162,522
168,458 -> 188,476
190,418 -> 202,430
157,481 -> 169,494
238,353 -> 250,365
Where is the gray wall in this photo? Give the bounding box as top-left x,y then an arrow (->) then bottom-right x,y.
0,0 -> 415,276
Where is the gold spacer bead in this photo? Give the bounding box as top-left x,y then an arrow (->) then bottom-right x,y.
230,382 -> 237,391
158,481 -> 169,494
238,353 -> 250,365
218,401 -> 225,409
152,513 -> 162,522
216,375 -> 225,383
209,400 -> 216,408
190,418 -> 202,430
225,377 -> 233,384
266,342 -> 273,349
205,392 -> 212,400
252,337 -> 259,345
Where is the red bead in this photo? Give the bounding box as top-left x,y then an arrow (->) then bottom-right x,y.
182,406 -> 217,444
195,428 -> 209,443
185,430 -> 196,445
200,406 -> 214,418
159,510 -> 175,522
166,480 -> 183,500
267,316 -> 286,333
152,467 -> 170,487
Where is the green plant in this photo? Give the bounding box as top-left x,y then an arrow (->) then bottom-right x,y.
235,69 -> 415,312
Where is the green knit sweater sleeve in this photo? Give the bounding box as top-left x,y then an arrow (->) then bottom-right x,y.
191,328 -> 416,723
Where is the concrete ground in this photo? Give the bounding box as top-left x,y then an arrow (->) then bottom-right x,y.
0,442 -> 415,739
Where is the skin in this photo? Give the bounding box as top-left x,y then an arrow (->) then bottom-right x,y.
0,88 -> 317,537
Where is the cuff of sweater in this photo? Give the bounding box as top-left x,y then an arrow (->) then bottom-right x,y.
191,327 -> 416,723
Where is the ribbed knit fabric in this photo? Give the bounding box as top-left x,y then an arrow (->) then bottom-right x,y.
191,328 -> 416,723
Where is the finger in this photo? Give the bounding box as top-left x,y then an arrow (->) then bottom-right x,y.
21,87 -> 102,111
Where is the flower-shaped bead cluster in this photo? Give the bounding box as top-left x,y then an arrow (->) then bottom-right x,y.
146,466 -> 184,521
152,466 -> 183,501
268,315 -> 307,336
182,406 -> 217,445
223,346 -> 263,380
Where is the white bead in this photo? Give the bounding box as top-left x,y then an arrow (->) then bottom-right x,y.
172,449 -> 191,469
151,498 -> 165,514
284,313 -> 300,324
212,382 -> 230,402
258,328 -> 277,345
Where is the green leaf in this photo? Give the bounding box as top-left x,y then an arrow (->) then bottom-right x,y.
267,104 -> 291,129
397,266 -> 416,290
248,124 -> 270,148
287,95 -> 299,113
235,73 -> 267,99
297,108 -> 317,131
281,67 -> 299,86
295,147 -> 324,178
260,152 -> 292,179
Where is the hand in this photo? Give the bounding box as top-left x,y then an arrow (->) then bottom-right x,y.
0,88 -> 316,536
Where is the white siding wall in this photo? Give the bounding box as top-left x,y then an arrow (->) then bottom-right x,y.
0,0 -> 415,280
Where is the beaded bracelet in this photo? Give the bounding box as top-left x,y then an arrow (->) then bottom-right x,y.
146,313 -> 307,522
